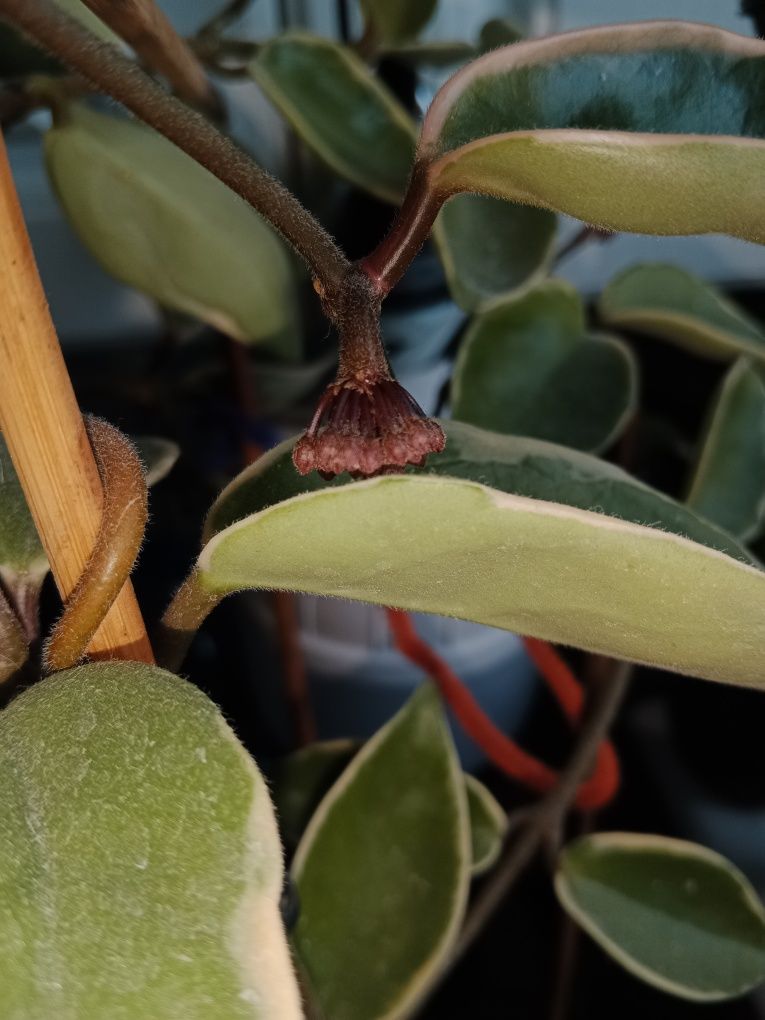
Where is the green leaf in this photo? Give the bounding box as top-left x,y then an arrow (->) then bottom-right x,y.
45,103 -> 300,355
465,774 -> 507,876
598,263 -> 765,362
451,281 -> 636,451
292,684 -> 470,1020
133,435 -> 180,487
0,432 -> 46,583
272,739 -> 506,875
379,40 -> 475,68
0,662 -> 302,1018
433,195 -> 556,311
687,360 -> 765,541
555,833 -> 765,1001
360,0 -> 438,44
251,33 -> 417,204
418,23 -> 765,241
478,18 -> 523,52
195,420 -> 765,687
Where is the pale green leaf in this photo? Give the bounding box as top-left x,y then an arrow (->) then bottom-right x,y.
360,0 -> 438,44
598,263 -> 765,362
45,103 -> 300,355
251,33 -> 416,204
292,684 -> 470,1020
195,421 -> 765,687
555,833 -> 765,1001
687,359 -> 765,541
465,774 -> 507,876
0,662 -> 302,1018
272,738 -> 505,874
433,195 -> 556,311
419,23 -> 765,241
0,432 -> 46,581
451,281 -> 636,451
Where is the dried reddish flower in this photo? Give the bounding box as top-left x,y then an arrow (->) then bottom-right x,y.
292,373 -> 445,479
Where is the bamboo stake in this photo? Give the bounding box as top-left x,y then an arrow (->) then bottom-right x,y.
0,132 -> 153,664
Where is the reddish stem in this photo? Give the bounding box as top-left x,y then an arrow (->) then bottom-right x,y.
386,610 -> 619,811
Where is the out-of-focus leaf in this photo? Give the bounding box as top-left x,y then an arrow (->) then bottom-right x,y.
599,263 -> 765,362
0,432 -> 46,583
687,359 -> 765,541
45,103 -> 300,355
292,684 -> 470,1020
465,774 -> 507,875
360,0 -> 438,44
193,421 -> 765,687
0,662 -> 302,1018
380,40 -> 475,68
417,23 -> 765,241
433,194 -> 556,311
133,435 -> 180,487
478,18 -> 523,51
251,33 -> 416,204
451,281 -> 636,451
556,833 -> 765,1001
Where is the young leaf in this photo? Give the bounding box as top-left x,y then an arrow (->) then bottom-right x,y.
195,422 -> 765,688
271,739 -> 506,875
465,774 -> 507,876
0,662 -> 302,1018
433,195 -> 556,311
251,33 -> 416,204
417,23 -> 765,241
555,833 -> 765,1001
292,684 -> 471,1020
598,263 -> 765,362
451,281 -> 636,451
45,103 -> 300,355
360,0 -> 438,44
687,359 -> 765,541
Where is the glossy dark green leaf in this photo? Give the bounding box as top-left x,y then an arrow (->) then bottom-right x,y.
292,685 -> 470,1020
599,263 -> 765,362
687,359 -> 765,541
192,421 -> 765,687
451,281 -> 636,450
271,738 -> 505,874
45,103 -> 300,354
556,833 -> 765,1001
360,0 -> 438,44
434,195 -> 556,310
251,33 -> 416,204
419,23 -> 765,241
0,662 -> 302,1018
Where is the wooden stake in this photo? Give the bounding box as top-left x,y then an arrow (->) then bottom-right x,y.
0,132 -> 153,664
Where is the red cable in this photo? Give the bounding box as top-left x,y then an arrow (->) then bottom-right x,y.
385,610 -> 619,811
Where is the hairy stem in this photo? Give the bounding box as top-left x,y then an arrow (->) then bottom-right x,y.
44,418 -> 148,672
156,570 -> 223,672
81,0 -> 220,115
0,0 -> 351,304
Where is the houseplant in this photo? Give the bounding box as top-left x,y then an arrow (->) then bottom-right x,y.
1,0 -> 765,1017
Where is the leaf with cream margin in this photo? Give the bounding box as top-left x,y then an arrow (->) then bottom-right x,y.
451,281 -> 636,450
45,103 -> 300,356
271,738 -> 506,874
599,264 -> 765,362
687,359 -> 765,541
555,833 -> 765,1001
0,662 -> 302,1019
250,33 -> 555,301
251,33 -> 417,204
190,420 -> 765,687
360,0 -> 438,45
416,22 -> 765,242
292,684 -> 470,1020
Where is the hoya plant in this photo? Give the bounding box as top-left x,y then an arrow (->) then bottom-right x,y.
0,0 -> 764,1017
